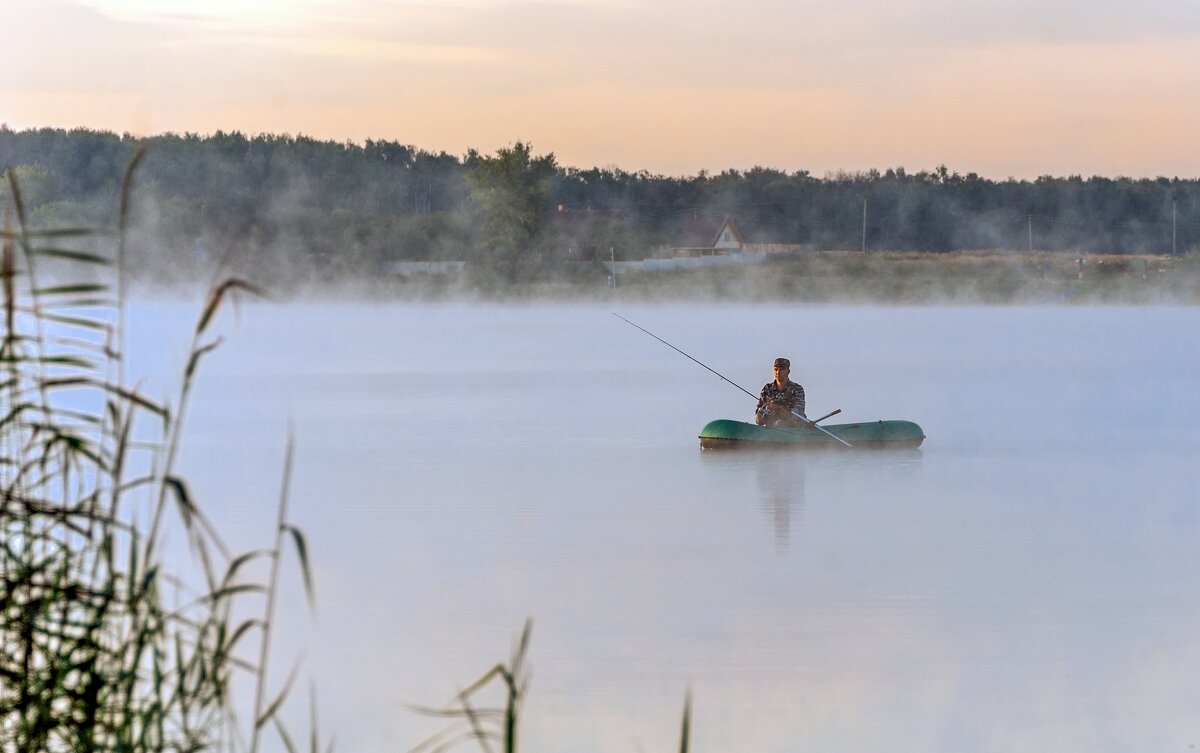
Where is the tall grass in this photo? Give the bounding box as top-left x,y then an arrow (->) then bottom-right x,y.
411,620 -> 693,753
0,163 -> 317,752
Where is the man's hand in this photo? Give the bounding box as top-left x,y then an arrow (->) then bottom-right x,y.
782,405 -> 814,427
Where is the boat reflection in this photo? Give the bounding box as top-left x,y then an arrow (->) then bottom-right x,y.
696,451 -> 808,551
700,448 -> 924,550
754,455 -> 806,551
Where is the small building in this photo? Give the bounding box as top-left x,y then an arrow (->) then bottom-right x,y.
657,215 -> 807,258
657,214 -> 742,257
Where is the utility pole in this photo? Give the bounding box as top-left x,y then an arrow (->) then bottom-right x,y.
1027,213 -> 1033,254
1173,200 -> 1178,256
610,246 -> 617,288
861,198 -> 867,254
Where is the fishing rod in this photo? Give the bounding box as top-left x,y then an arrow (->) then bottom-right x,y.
612,313 -> 759,401
612,313 -> 853,448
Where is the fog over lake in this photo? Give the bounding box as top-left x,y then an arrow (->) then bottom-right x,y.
128,302 -> 1199,753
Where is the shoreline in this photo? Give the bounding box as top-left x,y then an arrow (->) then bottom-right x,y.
125,250 -> 1195,305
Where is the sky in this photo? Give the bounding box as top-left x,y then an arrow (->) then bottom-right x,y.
2,0 -> 1200,178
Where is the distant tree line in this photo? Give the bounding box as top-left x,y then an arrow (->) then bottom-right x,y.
1,126 -> 1197,286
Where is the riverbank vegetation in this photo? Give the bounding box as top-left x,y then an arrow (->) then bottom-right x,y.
603,251 -> 1200,304
2,126 -> 1198,300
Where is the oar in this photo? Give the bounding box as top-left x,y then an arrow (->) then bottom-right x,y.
789,408 -> 852,448
810,408 -> 841,424
768,407 -> 853,447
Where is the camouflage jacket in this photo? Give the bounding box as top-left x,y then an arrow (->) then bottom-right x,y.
755,380 -> 806,425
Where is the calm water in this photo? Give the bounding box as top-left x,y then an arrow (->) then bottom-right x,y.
128,302 -> 1200,753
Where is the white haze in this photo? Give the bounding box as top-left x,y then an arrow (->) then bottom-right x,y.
125,301 -> 1200,753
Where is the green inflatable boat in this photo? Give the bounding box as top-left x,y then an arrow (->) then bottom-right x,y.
699,419 -> 925,450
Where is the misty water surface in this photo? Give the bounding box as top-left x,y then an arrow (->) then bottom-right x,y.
128,302 -> 1200,753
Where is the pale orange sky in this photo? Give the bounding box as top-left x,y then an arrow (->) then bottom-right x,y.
3,0 -> 1199,178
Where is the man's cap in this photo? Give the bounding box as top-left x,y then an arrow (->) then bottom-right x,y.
773,357 -> 790,369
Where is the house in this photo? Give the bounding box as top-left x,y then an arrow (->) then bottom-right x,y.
657,215 -> 807,258
657,214 -> 742,257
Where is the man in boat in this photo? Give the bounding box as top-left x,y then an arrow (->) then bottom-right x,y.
755,357 -> 812,428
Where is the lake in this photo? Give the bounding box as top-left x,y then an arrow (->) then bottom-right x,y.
128,302 -> 1200,753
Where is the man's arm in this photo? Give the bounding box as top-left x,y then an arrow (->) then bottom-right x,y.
787,384 -> 813,426
792,384 -> 806,416
754,384 -> 772,425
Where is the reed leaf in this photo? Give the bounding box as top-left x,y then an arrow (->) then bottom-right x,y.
222,618 -> 264,657
222,550 -> 273,586
458,692 -> 494,753
32,284 -> 109,297
284,525 -> 315,611
164,475 -> 197,532
408,705 -> 506,721
256,658 -> 302,729
140,565 -> 159,596
52,336 -> 114,355
0,401 -> 35,429
0,227 -> 97,239
31,312 -> 113,331
197,279 -> 265,336
678,690 -> 691,753
203,583 -> 265,603
27,248 -> 112,265
458,665 -> 506,700
185,338 -> 223,382
44,407 -> 103,426
42,376 -> 169,420
32,354 -> 97,369
163,475 -> 229,561
115,474 -> 157,495
308,683 -> 335,753
46,298 -> 117,310
275,716 -> 300,753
